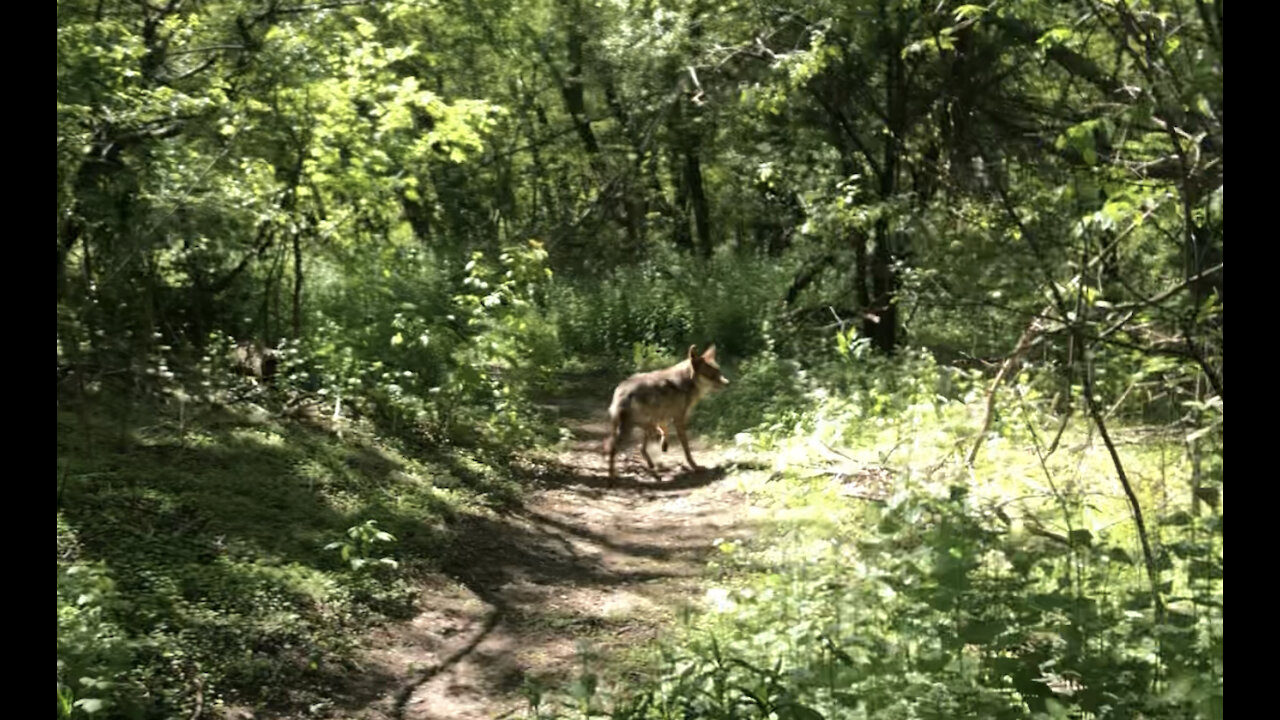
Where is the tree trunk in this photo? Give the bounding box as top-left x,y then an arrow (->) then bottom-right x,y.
685,151 -> 712,258
852,228 -> 870,314
603,76 -> 648,250
867,2 -> 905,354
669,141 -> 693,252
556,15 -> 600,156
291,229 -> 303,338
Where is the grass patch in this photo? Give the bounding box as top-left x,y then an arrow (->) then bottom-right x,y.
57,391 -> 525,718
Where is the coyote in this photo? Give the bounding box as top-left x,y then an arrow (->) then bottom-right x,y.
605,345 -> 729,480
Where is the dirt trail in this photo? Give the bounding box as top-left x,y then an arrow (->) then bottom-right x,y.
342,373 -> 756,720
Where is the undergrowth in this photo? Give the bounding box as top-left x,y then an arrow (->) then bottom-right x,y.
57,240 -> 564,718
57,245 -> 1221,719
56,387 -> 530,718
551,246 -> 792,370
524,344 -> 1223,720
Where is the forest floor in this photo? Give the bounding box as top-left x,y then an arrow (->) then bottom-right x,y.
319,372 -> 761,720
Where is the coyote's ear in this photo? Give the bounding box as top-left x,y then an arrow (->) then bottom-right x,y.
702,344 -> 717,362
687,345 -> 699,363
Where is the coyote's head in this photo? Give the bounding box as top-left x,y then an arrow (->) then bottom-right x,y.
688,344 -> 729,390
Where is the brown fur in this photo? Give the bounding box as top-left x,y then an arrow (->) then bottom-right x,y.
604,345 -> 729,480
231,340 -> 279,383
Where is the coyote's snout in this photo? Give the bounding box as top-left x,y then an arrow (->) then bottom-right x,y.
604,344 -> 729,480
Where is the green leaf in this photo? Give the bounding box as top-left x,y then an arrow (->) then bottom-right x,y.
1037,27 -> 1074,46
1106,547 -> 1134,565
74,698 -> 107,714
354,17 -> 377,39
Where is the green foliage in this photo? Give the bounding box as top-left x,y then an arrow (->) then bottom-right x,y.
553,247 -> 791,369
56,392 -> 516,716
694,484 -> 1212,719
531,359 -> 1222,718
58,0 -> 1221,715
325,520 -> 399,572
697,340 -> 983,451
446,240 -> 562,445
696,350 -> 809,441
57,557 -> 143,719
